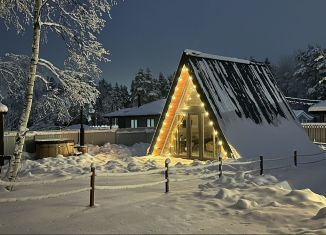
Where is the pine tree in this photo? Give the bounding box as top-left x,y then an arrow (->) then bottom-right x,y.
293,45 -> 326,99
158,72 -> 170,98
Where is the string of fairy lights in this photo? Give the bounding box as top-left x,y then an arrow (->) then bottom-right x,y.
153,66 -> 227,158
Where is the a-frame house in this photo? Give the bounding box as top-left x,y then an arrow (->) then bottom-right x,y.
148,50 -> 319,160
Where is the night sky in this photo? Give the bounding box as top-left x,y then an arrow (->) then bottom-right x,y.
1,0 -> 326,86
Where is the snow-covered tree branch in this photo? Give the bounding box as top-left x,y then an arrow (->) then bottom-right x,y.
0,0 -> 118,183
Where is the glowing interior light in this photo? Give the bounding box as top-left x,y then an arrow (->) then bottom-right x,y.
209,121 -> 213,126
218,140 -> 223,145
193,85 -> 197,89
201,103 -> 205,107
214,131 -> 218,135
205,112 -> 209,116
189,76 -> 193,80
197,94 -> 200,98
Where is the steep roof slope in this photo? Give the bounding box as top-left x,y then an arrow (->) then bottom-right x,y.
149,50 -> 320,158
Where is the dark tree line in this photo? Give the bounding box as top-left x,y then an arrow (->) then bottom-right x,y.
273,45 -> 326,101
94,68 -> 173,125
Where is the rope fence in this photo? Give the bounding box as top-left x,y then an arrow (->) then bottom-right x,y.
0,187 -> 91,203
96,168 -> 166,177
0,148 -> 325,206
96,180 -> 167,190
0,173 -> 92,187
169,161 -> 221,172
297,151 -> 326,157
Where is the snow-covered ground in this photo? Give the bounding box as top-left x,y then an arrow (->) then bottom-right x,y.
0,143 -> 326,234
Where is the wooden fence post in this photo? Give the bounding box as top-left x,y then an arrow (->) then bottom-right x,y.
260,156 -> 264,175
90,163 -> 95,207
294,150 -> 297,167
218,156 -> 223,178
165,158 -> 170,193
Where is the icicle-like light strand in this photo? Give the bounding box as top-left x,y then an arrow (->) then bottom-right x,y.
153,65 -> 190,156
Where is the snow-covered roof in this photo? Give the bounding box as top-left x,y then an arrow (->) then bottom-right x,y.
184,49 -> 254,65
308,100 -> 326,112
64,124 -> 94,130
292,110 -> 314,120
149,50 -> 320,158
103,99 -> 166,118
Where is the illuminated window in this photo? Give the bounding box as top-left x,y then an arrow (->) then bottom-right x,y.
147,118 -> 155,127
131,119 -> 138,128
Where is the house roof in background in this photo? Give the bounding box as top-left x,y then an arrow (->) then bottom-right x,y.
292,110 -> 314,120
308,100 -> 326,112
103,99 -> 166,118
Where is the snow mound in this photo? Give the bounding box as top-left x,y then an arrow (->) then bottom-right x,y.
0,143 -> 156,179
215,188 -> 239,202
286,189 -> 326,206
233,199 -> 258,209
252,175 -> 278,186
88,142 -> 149,157
313,207 -> 326,220
267,201 -> 282,207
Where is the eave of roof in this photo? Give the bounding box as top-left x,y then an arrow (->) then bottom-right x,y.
308,100 -> 326,112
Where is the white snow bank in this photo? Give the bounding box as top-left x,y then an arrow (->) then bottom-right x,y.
1,142 -> 326,234
1,143 -> 153,180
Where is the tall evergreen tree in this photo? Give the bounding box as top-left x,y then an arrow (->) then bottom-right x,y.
158,72 -> 170,98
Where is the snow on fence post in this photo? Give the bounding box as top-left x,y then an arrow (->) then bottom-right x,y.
218,156 -> 223,178
294,150 -> 297,167
165,158 -> 170,193
260,156 -> 264,175
90,164 -> 95,207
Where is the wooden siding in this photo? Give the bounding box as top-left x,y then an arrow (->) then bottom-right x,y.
302,123 -> 326,143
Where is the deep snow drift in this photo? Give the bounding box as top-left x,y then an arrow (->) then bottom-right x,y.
0,143 -> 325,234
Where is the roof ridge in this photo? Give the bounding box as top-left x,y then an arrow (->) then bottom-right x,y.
184,49 -> 264,65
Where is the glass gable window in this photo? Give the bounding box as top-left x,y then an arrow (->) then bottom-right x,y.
160,74 -> 228,160
131,119 -> 138,128
147,118 -> 155,127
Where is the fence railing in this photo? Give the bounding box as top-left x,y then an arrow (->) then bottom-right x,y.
302,123 -> 326,143
3,128 -> 155,155
0,149 -> 325,205
0,159 -> 224,205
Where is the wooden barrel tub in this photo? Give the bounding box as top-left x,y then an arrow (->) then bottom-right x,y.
35,139 -> 75,158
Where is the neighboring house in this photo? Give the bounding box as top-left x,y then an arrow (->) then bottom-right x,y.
308,100 -> 326,122
292,110 -> 314,123
103,99 -> 166,128
148,49 -> 319,161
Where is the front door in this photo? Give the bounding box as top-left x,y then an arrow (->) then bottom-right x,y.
187,113 -> 204,160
